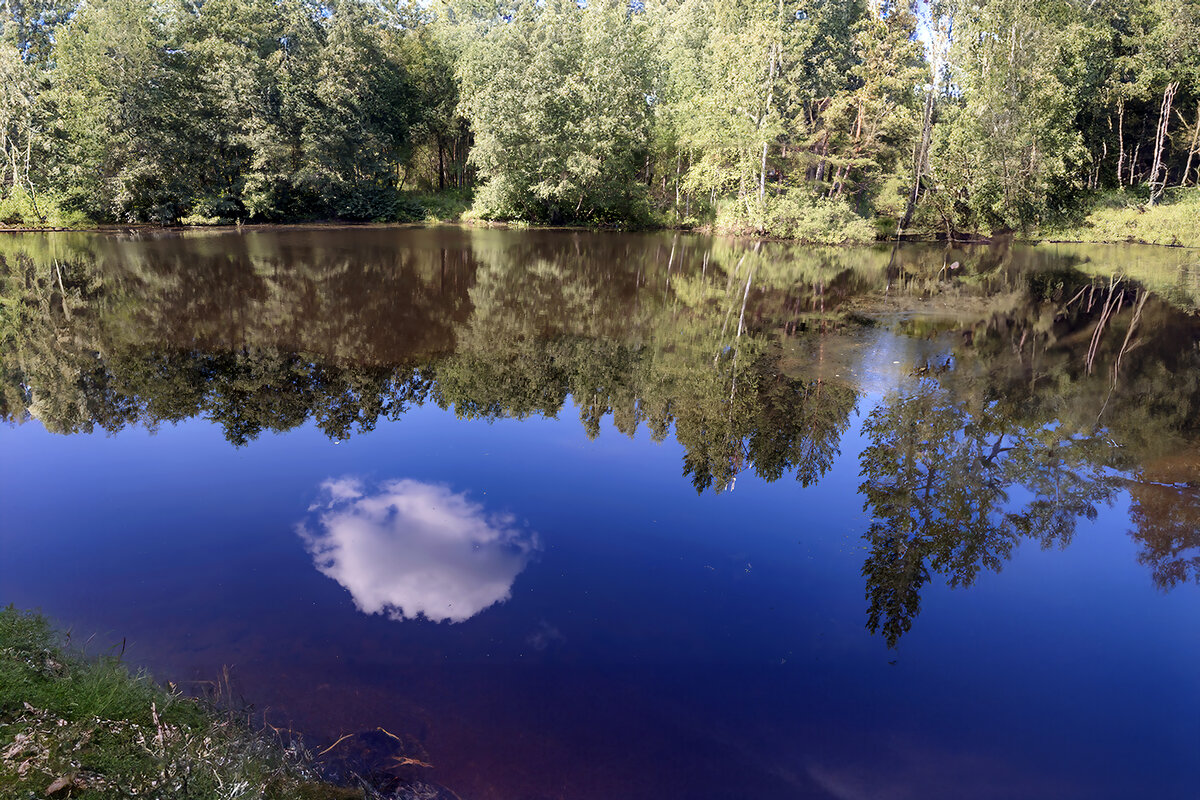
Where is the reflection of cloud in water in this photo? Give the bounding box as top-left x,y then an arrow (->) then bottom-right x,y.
527,621 -> 565,651
299,478 -> 538,623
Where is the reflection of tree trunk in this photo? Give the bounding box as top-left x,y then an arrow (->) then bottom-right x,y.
1111,289 -> 1149,381
729,258 -> 756,404
666,235 -> 677,288
716,252 -> 749,354
1086,278 -> 1124,375
1149,82 -> 1179,205
54,260 -> 71,321
981,434 -> 1010,467
1098,289 -> 1150,423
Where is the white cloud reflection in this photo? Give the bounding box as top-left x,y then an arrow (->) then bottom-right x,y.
299,478 -> 538,623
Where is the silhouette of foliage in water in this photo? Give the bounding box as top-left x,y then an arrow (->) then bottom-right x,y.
0,230 -> 869,492
4,230 -> 1200,645
859,378 -> 1122,646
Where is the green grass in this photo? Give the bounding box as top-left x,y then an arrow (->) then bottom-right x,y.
395,189 -> 474,224
0,607 -> 358,799
0,189 -> 91,230
711,189 -> 877,245
1039,187 -> 1200,248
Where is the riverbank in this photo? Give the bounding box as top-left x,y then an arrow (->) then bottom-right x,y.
0,607 -> 355,800
3,187 -> 1198,249
1037,187 -> 1200,248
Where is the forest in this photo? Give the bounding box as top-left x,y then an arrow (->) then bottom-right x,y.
1,0 -> 1199,239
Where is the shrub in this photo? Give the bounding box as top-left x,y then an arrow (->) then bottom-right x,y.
765,191 -> 876,244
716,188 -> 876,244
0,188 -> 90,229
1038,187 -> 1200,248
180,194 -> 244,226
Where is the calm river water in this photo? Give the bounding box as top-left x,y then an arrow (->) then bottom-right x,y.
1,227 -> 1198,799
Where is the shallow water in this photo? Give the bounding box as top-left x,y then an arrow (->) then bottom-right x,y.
1,228 -> 1198,799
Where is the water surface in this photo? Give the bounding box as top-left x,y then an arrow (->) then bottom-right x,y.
1,228 -> 1198,799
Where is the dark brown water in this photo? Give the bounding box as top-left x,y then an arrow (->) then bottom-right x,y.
1,227 -> 1198,798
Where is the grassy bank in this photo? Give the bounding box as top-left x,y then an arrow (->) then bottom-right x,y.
708,191 -> 878,245
0,607 -> 355,800
1,189 -> 475,232
0,189 -> 91,230
394,189 -> 473,225
3,182 -> 1196,249
1039,187 -> 1200,248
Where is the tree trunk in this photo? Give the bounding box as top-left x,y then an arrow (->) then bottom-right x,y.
1149,82 -> 1179,205
675,150 -> 682,209
758,41 -> 779,206
900,88 -> 935,234
1116,99 -> 1126,186
1182,101 -> 1200,187
437,135 -> 445,192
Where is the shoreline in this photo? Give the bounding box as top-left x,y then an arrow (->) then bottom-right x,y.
0,607 -> 367,799
2,220 -> 1198,251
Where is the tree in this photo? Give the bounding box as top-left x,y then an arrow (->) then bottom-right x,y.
928,0 -> 1091,232
0,43 -> 41,209
51,0 -> 215,222
458,0 -> 655,224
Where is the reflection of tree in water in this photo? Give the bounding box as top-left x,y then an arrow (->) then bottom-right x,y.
1127,456 -> 1200,590
856,258 -> 1200,646
673,346 -> 858,493
7,232 -> 1200,618
433,245 -> 860,492
859,379 -> 1122,646
0,232 -> 862,491
0,243 -> 451,443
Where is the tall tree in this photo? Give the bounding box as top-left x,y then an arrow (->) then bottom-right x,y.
458,0 -> 655,224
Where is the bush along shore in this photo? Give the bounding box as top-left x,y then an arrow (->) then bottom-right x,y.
4,182 -> 1199,250
0,607 -> 366,800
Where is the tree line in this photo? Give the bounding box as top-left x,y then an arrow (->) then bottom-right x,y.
2,0 -> 1198,233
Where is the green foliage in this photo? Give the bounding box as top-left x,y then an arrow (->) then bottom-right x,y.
5,0 -> 1200,232
410,188 -> 473,222
758,188 -> 876,243
0,187 -> 89,228
711,187 -> 875,243
458,0 -> 655,225
928,0 -> 1091,232
1039,186 -> 1200,247
12,0 -> 451,225
915,0 -> 1200,235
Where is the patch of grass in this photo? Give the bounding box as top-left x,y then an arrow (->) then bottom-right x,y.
395,189 -> 473,223
1039,187 -> 1200,248
0,607 -> 358,799
714,188 -> 877,244
0,188 -> 91,229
